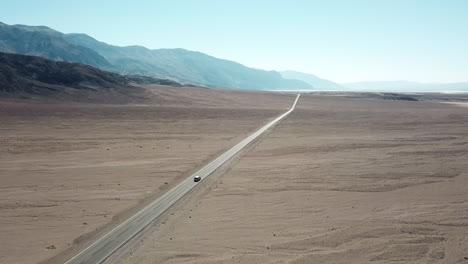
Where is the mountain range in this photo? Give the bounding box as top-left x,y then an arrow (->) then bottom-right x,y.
2,22 -> 467,93
0,22 -> 313,91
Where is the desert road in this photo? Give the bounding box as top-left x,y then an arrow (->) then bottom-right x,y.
64,94 -> 300,264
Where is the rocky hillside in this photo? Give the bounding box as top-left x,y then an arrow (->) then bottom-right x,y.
0,52 -> 181,102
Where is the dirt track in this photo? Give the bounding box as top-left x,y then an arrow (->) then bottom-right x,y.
120,94 -> 468,264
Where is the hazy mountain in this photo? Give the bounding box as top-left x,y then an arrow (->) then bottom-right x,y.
0,22 -> 313,90
343,81 -> 468,92
0,51 -> 180,96
280,70 -> 344,90
0,22 -> 111,69
64,33 -> 312,90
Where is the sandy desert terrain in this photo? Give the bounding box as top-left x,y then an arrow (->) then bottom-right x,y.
0,85 -> 293,264
119,94 -> 468,264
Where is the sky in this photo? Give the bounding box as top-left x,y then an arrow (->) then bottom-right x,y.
1,0 -> 467,83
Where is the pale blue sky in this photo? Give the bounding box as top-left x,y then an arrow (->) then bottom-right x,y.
1,0 -> 467,83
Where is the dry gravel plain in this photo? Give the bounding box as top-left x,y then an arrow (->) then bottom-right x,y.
119,94 -> 468,264
0,86 -> 293,264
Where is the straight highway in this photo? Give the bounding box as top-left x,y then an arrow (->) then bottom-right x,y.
64,94 -> 300,264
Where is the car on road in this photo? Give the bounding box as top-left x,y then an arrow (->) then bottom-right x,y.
194,175 -> 201,182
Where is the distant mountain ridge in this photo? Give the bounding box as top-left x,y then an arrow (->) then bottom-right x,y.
0,22 -> 313,91
343,81 -> 468,92
280,70 -> 344,90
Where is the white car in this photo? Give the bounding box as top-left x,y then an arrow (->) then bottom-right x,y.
194,175 -> 201,182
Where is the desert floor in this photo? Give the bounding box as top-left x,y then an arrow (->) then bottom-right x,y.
119,94 -> 468,264
0,86 -> 293,264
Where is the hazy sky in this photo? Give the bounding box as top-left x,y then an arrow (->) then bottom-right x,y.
2,0 -> 467,83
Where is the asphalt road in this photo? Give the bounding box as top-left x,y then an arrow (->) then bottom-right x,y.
64,94 -> 300,264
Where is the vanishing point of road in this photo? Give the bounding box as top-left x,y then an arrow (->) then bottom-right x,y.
64,94 -> 301,264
